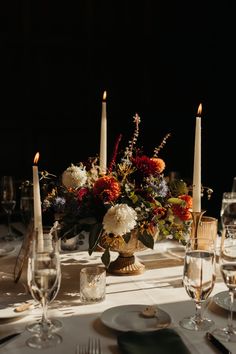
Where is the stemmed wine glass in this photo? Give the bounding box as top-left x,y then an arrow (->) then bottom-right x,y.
26,225 -> 62,334
20,180 -> 34,228
220,192 -> 236,230
179,237 -> 216,331
26,269 -> 62,333
0,176 -> 16,241
212,226 -> 236,342
26,227 -> 62,349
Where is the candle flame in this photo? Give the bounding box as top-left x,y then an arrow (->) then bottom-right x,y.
103,91 -> 107,101
33,152 -> 40,164
197,103 -> 202,116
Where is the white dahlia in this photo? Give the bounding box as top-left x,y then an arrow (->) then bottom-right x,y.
103,203 -> 137,236
62,164 -> 87,190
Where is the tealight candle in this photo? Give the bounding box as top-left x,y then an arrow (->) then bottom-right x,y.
192,103 -> 202,212
99,91 -> 107,173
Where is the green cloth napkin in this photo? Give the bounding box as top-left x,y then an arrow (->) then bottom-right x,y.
117,328 -> 191,354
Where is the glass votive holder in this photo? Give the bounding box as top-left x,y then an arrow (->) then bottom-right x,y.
191,215 -> 218,250
80,266 -> 106,304
198,216 -> 218,242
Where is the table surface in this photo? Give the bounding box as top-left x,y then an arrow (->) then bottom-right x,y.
0,229 -> 234,354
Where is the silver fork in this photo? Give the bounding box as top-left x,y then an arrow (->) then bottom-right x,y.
76,344 -> 87,354
88,337 -> 101,354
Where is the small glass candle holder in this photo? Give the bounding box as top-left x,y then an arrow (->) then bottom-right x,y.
80,266 -> 106,304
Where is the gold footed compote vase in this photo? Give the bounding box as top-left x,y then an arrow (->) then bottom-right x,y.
100,228 -> 158,276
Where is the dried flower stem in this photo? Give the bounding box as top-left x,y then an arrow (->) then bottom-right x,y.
108,134 -> 122,173
125,113 -> 141,159
153,133 -> 171,157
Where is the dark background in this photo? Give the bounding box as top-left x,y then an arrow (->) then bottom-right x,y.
0,0 -> 235,221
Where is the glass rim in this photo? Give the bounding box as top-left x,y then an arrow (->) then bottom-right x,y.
200,216 -> 218,223
222,192 -> 236,197
80,266 -> 106,274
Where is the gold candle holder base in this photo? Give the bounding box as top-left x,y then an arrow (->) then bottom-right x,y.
190,210 -> 206,239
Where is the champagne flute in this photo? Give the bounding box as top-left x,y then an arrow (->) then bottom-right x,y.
0,176 -> 16,241
26,228 -> 62,349
179,237 -> 216,331
212,226 -> 236,342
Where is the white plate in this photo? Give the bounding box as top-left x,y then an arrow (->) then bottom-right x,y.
0,307 -> 30,320
100,304 -> 171,332
213,291 -> 236,312
0,245 -> 15,257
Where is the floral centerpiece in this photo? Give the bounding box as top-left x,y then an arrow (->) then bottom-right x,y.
42,114 -> 192,270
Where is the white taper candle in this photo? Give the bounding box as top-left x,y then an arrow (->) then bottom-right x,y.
99,91 -> 107,174
192,103 -> 202,212
33,152 -> 43,250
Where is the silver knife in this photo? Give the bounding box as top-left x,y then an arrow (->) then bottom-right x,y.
206,332 -> 232,354
0,333 -> 21,345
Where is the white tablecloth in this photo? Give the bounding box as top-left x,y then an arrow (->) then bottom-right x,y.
0,237 -> 234,354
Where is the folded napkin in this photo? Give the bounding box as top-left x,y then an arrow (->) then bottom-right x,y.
117,328 -> 191,354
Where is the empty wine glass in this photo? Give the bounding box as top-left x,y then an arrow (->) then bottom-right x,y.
26,272 -> 62,333
26,225 -> 62,333
179,237 -> 216,331
0,176 -> 16,241
220,192 -> 236,230
20,180 -> 34,228
26,227 -> 62,349
212,226 -> 236,342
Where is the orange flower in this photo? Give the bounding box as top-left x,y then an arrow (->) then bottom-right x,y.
172,194 -> 192,221
150,157 -> 166,173
172,206 -> 192,221
178,194 -> 192,208
93,176 -> 121,203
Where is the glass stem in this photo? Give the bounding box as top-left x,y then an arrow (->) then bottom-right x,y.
40,297 -> 50,340
228,290 -> 234,333
42,297 -> 49,324
194,302 -> 202,324
7,212 -> 11,236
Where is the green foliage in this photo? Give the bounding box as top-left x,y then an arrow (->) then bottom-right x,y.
101,247 -> 110,267
88,222 -> 103,255
138,229 -> 154,249
169,180 -> 188,196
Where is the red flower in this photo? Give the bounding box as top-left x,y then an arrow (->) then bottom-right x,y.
153,206 -> 167,219
132,155 -> 160,178
93,176 -> 121,203
76,187 -> 89,202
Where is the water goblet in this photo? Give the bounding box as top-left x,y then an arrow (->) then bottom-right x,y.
0,176 -> 17,241
179,237 -> 216,331
26,227 -> 62,349
212,226 -> 236,342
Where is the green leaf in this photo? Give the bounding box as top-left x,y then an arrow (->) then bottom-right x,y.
101,247 -> 110,267
60,225 -> 79,240
123,232 -> 131,243
167,197 -> 183,205
137,230 -> 154,249
88,222 -> 103,255
78,217 -> 97,225
169,180 -> 188,196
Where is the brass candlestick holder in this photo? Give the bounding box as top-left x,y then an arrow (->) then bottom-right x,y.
190,210 -> 206,239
